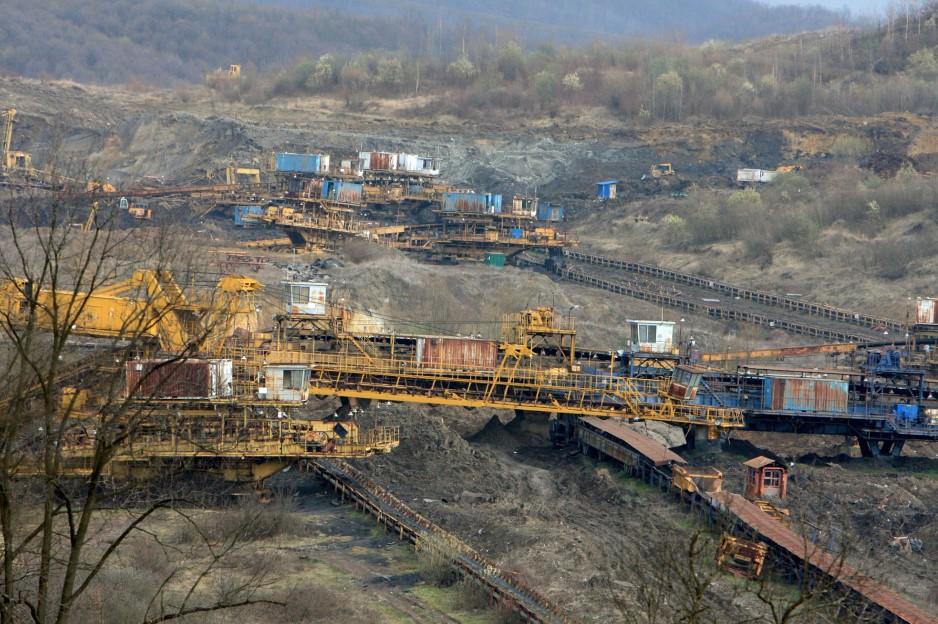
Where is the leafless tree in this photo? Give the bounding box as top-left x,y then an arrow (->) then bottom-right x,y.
608,512 -> 885,624
0,188 -> 283,624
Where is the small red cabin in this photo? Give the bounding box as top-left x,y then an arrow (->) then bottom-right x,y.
743,456 -> 788,501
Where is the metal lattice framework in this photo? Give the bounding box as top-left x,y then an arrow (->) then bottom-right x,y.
234,347 -> 745,430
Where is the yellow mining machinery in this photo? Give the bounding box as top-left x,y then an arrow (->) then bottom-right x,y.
2,108 -> 32,175
716,534 -> 769,579
5,270 -> 400,485
0,269 -> 263,354
41,412 -> 399,483
260,294 -> 743,433
225,165 -> 261,186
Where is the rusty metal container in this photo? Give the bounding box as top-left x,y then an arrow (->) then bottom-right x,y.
416,337 -> 499,369
302,178 -> 323,198
125,359 -> 232,399
334,181 -> 363,204
360,151 -> 397,171
763,377 -> 848,413
443,192 -> 487,213
916,298 -> 936,324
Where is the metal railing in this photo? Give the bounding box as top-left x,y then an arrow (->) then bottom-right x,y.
311,458 -> 577,624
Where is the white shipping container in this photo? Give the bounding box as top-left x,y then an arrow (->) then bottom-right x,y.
627,320 -> 675,354
320,154 -> 330,173
398,153 -> 418,172
357,151 -> 371,171
418,156 -> 440,176
261,365 -> 310,402
286,281 -> 328,316
737,168 -> 778,183
209,359 -> 233,398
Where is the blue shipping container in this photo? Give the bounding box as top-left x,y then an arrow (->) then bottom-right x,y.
895,404 -> 919,421
443,192 -> 487,213
276,152 -> 322,174
536,202 -> 565,222
596,180 -> 619,200
233,205 -> 264,226
509,228 -> 524,239
487,194 -> 503,214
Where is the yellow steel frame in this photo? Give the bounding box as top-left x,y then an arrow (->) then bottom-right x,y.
25,413 -> 399,482
249,348 -> 744,429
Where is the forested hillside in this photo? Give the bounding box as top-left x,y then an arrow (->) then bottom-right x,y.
0,0 -> 407,85
263,0 -> 842,44
0,0 -> 842,86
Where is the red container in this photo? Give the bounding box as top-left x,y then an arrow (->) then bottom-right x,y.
416,337 -> 499,369
370,152 -> 396,171
126,359 -> 210,398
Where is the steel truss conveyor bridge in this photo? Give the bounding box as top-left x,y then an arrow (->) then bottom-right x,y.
255,348 -> 745,433
257,344 -> 938,454
695,374 -> 938,457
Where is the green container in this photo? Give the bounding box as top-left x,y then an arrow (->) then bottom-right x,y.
484,252 -> 506,267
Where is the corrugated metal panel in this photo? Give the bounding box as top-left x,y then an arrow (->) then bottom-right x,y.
303,178 -> 323,198
486,194 -> 503,214
765,377 -> 848,413
286,177 -> 303,195
536,202 -> 565,222
416,337 -> 499,369
443,192 -> 487,213
356,152 -> 371,171
126,359 -> 232,398
579,416 -> 685,466
362,151 -> 397,171
398,153 -> 418,172
917,299 -> 936,324
333,181 -> 363,204
275,152 -> 326,174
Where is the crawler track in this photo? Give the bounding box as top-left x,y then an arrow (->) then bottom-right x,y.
309,458 -> 576,624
